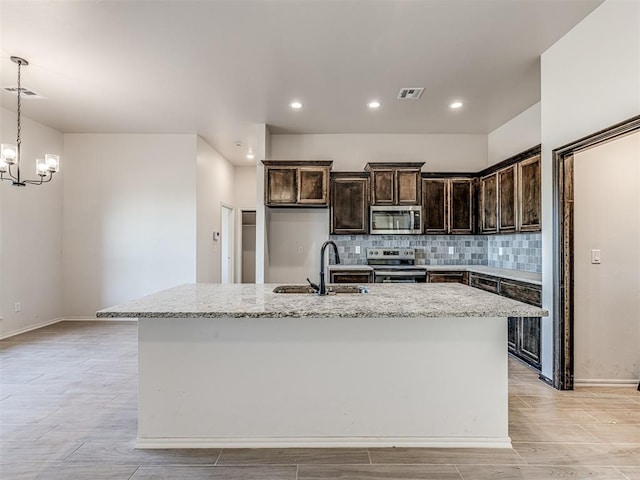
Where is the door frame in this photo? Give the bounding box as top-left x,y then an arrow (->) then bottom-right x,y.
552,114 -> 640,390
220,203 -> 234,284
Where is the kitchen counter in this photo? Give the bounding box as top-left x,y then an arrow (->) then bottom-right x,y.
98,283 -> 546,450
97,282 -> 546,319
329,264 -> 541,285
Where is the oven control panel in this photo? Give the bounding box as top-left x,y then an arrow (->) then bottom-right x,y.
367,248 -> 415,260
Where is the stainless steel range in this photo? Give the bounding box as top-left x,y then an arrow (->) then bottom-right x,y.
366,247 -> 427,283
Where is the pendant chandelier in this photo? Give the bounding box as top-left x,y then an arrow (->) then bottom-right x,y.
0,56 -> 60,187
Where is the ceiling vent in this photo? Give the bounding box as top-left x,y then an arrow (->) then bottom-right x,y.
397,87 -> 424,100
3,86 -> 41,97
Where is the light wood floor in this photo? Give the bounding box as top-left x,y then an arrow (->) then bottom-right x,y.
1,321 -> 638,480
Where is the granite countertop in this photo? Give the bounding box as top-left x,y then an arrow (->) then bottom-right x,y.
96,283 -> 547,319
329,265 -> 541,285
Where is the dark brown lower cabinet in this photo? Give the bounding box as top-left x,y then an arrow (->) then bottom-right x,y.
329,270 -> 373,284
468,272 -> 541,371
509,316 -> 542,370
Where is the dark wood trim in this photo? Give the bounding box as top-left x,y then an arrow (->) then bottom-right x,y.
262,160 -> 333,167
552,114 -> 640,390
479,145 -> 541,177
421,172 -> 477,179
364,162 -> 425,171
330,171 -> 370,179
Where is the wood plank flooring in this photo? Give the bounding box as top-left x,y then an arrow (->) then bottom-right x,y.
1,321 -> 638,479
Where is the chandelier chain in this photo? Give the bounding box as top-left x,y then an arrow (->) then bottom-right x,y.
16,60 -> 22,150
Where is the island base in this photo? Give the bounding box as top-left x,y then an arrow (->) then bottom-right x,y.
137,316 -> 510,448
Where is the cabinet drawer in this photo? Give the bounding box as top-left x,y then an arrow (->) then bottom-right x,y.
330,271 -> 372,284
500,280 -> 542,307
428,271 -> 468,284
469,274 -> 499,294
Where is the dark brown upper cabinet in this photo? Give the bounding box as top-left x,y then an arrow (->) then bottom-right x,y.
330,173 -> 369,235
480,173 -> 498,234
478,145 -> 541,234
422,177 -> 474,235
518,154 -> 541,232
365,163 -> 424,206
263,160 -> 332,207
498,164 -> 517,233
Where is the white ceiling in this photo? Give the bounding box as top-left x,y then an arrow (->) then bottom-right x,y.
0,0 -> 603,165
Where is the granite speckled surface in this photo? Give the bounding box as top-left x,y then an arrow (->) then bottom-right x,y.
329,265 -> 541,285
96,283 -> 547,319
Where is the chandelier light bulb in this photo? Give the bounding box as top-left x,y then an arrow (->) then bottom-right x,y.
1,144 -> 17,164
0,160 -> 8,173
45,154 -> 60,172
36,159 -> 48,176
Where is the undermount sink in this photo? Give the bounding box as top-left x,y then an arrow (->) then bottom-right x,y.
273,285 -> 370,294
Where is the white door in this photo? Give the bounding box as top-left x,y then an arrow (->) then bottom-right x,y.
221,204 -> 234,284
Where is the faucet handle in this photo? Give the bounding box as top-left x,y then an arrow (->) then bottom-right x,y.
306,278 -> 320,292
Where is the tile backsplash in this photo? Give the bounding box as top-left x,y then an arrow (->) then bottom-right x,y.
487,233 -> 542,273
329,232 -> 542,273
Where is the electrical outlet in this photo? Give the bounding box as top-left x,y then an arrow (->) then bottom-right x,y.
14,302 -> 21,313
499,247 -> 503,256
448,246 -> 454,255
297,245 -> 304,254
355,246 -> 361,254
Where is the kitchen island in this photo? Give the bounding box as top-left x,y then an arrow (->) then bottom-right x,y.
97,283 -> 547,449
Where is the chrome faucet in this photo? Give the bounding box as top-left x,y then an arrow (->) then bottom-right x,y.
318,240 -> 341,295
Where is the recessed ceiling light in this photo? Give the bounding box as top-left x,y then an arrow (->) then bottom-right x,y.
290,101 -> 302,109
450,101 -> 463,109
367,101 -> 381,109
246,151 -> 255,160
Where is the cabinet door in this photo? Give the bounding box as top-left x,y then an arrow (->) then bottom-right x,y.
507,317 -> 518,353
423,179 -> 448,234
331,176 -> 369,234
518,155 -> 541,232
480,173 -> 498,233
397,170 -> 421,205
450,179 -> 474,234
519,316 -> 541,368
469,273 -> 500,294
371,170 -> 395,205
498,165 -> 517,233
266,167 -> 297,205
298,167 -> 329,205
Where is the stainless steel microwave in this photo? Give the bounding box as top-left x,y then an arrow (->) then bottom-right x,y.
370,205 -> 422,234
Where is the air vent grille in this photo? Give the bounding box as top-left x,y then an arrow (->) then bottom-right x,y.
4,87 -> 40,97
397,87 -> 424,100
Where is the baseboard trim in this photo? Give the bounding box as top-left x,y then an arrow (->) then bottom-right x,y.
63,316 -> 137,322
136,436 -> 513,449
0,317 -> 64,340
574,379 -> 639,387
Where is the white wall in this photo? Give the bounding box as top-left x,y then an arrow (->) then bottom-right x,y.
0,108 -> 64,337
271,134 -> 487,172
233,165 -> 257,283
266,208 -> 330,284
63,134 -> 197,317
488,103 -> 541,166
540,0 -> 640,380
574,132 -> 639,384
196,137 -> 235,283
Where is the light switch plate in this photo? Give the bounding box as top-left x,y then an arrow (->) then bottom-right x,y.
355,246 -> 361,254
591,249 -> 601,264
